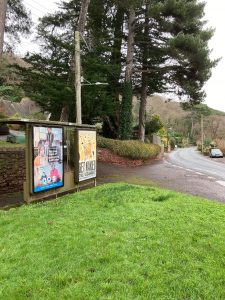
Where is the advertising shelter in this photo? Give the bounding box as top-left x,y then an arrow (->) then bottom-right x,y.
0,119 -> 97,204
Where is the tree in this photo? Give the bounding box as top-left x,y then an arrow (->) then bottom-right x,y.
0,0 -> 32,59
15,0 -> 217,134
136,0 -> 218,141
182,103 -> 211,138
145,114 -> 163,136
17,0 -> 113,122
119,6 -> 135,140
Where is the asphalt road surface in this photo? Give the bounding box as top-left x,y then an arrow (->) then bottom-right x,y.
98,147 -> 225,203
168,147 -> 225,181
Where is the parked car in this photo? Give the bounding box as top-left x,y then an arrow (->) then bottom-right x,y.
7,133 -> 25,144
209,148 -> 223,158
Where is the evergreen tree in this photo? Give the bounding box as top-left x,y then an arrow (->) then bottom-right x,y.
15,0 -> 217,135
17,0 -> 113,122
0,0 -> 32,58
119,6 -> 135,140
136,0 -> 218,141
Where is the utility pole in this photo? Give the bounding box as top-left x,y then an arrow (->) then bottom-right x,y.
74,0 -> 91,124
75,30 -> 81,124
0,0 -> 8,61
201,114 -> 204,152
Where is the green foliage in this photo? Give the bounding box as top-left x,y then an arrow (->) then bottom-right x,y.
24,112 -> 46,121
98,136 -> 161,160
204,138 -> 212,147
119,81 -> 133,140
5,0 -> 32,50
15,0 -> 217,131
0,183 -> 225,299
0,85 -> 24,102
145,114 -> 164,136
182,103 -> 212,119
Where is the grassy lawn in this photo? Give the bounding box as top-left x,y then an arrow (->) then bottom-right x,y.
0,183 -> 225,299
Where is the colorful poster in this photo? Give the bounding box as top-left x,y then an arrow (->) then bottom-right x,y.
78,130 -> 96,182
32,126 -> 64,193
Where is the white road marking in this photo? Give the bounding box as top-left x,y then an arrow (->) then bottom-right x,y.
185,169 -> 193,172
195,172 -> 204,175
208,176 -> 216,180
216,180 -> 225,187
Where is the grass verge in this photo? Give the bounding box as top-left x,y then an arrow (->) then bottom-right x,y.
0,183 -> 225,299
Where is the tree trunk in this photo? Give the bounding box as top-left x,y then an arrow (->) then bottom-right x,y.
60,106 -> 69,122
138,75 -> 147,141
77,0 -> 91,34
138,4 -> 150,141
191,116 -> 194,137
119,7 -> 135,140
0,0 -> 7,61
103,5 -> 124,138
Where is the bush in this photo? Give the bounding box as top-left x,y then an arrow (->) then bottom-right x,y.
197,144 -> 202,152
97,136 -> 161,160
214,139 -> 225,154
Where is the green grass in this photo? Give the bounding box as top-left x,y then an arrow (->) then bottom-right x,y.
0,183 -> 225,299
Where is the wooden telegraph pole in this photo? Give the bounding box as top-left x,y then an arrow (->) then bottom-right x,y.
75,0 -> 90,124
0,0 -> 8,61
201,114 -> 204,152
75,30 -> 81,124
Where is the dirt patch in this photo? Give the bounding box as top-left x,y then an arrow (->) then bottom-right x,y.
97,147 -> 161,167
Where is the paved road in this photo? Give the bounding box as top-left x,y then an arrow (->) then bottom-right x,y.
98,147 -> 225,203
168,147 -> 225,181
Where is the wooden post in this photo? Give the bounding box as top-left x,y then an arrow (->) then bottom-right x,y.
201,114 -> 204,152
75,30 -> 82,124
0,0 -> 7,61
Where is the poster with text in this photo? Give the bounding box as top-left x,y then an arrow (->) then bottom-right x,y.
78,130 -> 96,182
32,126 -> 64,193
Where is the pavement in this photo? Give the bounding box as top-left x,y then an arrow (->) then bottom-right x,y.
97,155 -> 225,204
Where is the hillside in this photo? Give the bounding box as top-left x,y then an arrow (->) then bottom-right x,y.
133,95 -> 225,141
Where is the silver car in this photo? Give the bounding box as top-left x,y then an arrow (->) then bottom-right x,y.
209,148 -> 223,158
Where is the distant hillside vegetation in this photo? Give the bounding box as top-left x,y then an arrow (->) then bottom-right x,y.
133,95 -> 225,124
133,95 -> 225,141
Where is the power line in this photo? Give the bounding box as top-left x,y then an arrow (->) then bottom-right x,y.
23,0 -> 46,15
29,0 -> 55,13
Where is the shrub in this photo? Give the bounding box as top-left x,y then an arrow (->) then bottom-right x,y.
197,144 -> 202,152
97,136 -> 161,160
214,139 -> 225,154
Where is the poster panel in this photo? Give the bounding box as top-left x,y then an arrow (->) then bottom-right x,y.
78,130 -> 96,182
32,126 -> 64,193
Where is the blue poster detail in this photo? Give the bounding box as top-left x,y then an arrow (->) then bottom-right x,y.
33,126 -> 64,193
34,181 -> 63,193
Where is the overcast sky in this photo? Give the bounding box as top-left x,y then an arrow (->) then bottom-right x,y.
203,0 -> 225,112
17,0 -> 225,112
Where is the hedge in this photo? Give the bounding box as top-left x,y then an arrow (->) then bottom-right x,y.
97,136 -> 161,160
